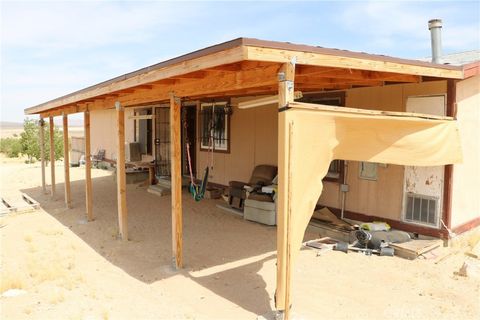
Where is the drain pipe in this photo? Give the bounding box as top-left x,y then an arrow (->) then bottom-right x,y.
340,161 -> 349,220
428,19 -> 443,64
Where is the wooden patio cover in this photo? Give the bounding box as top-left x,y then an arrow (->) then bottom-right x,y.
24,38 -> 466,318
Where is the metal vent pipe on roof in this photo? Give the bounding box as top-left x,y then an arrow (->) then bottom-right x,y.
428,19 -> 443,64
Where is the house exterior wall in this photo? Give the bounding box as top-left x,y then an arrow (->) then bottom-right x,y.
451,75 -> 480,229
90,108 -> 135,161
88,79 -> 474,234
196,97 -> 278,185
319,81 -> 447,223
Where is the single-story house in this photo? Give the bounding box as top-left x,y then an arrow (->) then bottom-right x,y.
24,36 -> 478,317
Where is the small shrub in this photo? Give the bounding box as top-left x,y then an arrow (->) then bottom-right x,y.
0,137 -> 22,157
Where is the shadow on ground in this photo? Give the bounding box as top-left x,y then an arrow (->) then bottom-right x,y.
22,172 -> 280,315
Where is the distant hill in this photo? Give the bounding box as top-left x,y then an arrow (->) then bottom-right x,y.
0,121 -> 23,129
0,119 -> 84,129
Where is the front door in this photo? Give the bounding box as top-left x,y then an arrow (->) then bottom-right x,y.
154,105 -> 197,178
154,107 -> 171,177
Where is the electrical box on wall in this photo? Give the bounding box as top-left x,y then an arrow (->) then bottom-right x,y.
340,184 -> 349,192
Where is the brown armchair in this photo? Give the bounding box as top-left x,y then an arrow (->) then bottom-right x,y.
228,165 -> 277,210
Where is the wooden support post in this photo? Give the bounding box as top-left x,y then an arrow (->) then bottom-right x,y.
49,116 -> 56,198
62,113 -> 72,208
276,60 -> 296,319
39,117 -> 46,194
84,110 -> 93,221
170,92 -> 183,269
116,102 -> 128,240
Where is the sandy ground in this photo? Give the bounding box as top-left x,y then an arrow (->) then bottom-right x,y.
0,154 -> 479,319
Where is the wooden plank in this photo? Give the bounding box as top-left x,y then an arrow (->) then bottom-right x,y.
25,46 -> 245,115
49,116 -> 56,198
21,193 -> 40,209
297,66 -> 421,83
39,117 -> 46,193
276,61 -> 295,318
289,101 -> 454,120
245,46 -> 464,79
390,239 -> 443,260
116,102 -> 128,240
170,93 -> 183,269
295,76 -> 385,87
62,114 -> 72,208
84,110 -> 93,221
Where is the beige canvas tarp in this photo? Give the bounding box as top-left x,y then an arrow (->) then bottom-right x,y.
276,102 -> 463,309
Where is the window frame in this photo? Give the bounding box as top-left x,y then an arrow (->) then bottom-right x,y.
198,101 -> 231,154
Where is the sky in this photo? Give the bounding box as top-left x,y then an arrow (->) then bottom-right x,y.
1,0 -> 479,123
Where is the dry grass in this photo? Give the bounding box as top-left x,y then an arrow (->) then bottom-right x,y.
0,269 -> 25,293
27,254 -> 66,283
38,228 -> 64,236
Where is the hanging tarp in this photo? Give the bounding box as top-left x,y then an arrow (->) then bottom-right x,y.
276,102 -> 463,309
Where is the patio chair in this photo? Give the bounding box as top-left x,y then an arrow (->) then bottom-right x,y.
228,164 -> 277,210
92,149 -> 106,168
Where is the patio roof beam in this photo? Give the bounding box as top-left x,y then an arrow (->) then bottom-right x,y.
245,46 -> 464,79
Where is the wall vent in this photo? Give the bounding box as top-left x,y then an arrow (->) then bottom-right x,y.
404,193 -> 438,226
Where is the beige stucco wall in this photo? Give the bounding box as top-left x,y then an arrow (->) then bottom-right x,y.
90,108 -> 134,160
451,75 -> 480,228
319,80 -> 447,221
196,97 -> 278,186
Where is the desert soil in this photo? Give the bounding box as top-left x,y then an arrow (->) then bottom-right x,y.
0,154 -> 479,319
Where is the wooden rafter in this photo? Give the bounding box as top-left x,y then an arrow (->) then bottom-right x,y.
118,63 -> 281,107
297,66 -> 421,83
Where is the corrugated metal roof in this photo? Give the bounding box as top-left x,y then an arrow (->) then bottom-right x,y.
420,50 -> 480,66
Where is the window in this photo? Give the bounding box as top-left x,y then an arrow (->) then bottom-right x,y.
133,108 -> 152,155
404,193 -> 439,227
199,102 -> 231,153
299,91 -> 346,182
359,162 -> 378,180
326,161 -> 341,180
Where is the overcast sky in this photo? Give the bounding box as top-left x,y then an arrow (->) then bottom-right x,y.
1,0 -> 479,123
